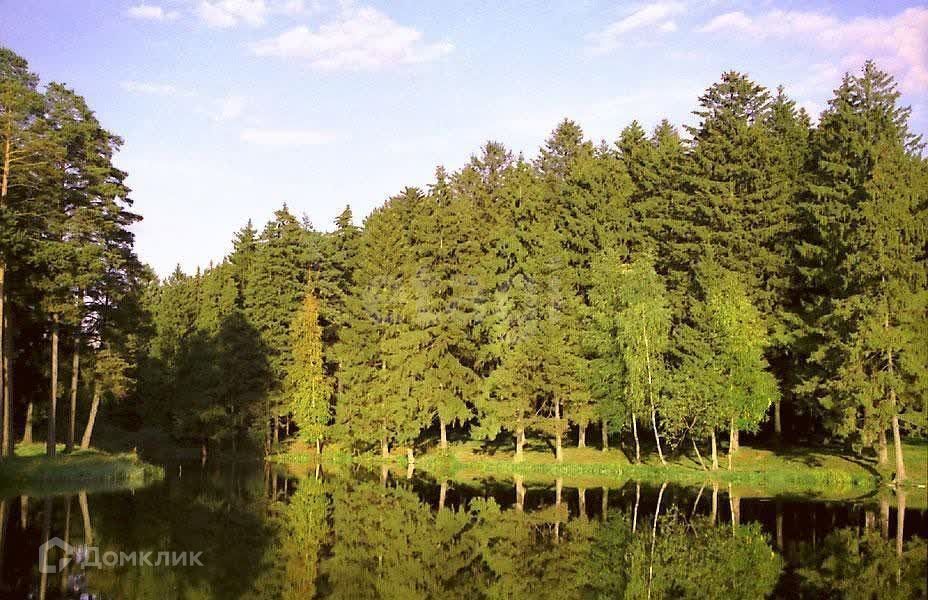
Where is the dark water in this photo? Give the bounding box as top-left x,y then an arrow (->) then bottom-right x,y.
0,462 -> 925,599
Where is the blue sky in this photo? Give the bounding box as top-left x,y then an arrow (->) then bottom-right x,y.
1,0 -> 925,276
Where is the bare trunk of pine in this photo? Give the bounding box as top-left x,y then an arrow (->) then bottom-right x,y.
514,425 -> 525,463
774,399 -> 782,437
895,490 -> 906,558
48,314 -> 59,458
578,487 -> 586,519
711,482 -> 718,525
710,430 -> 719,470
20,496 -> 27,530
381,438 -> 389,459
66,340 -> 79,453
439,417 -> 448,449
22,401 -> 33,444
554,398 -> 563,463
514,474 -> 525,511
1,307 -> 9,457
632,414 -> 641,463
578,423 -> 586,448
438,481 -> 447,511
79,384 -> 100,449
601,487 -> 608,521
727,421 -> 736,471
601,419 -> 609,451
60,495 -> 71,595
554,477 -> 562,542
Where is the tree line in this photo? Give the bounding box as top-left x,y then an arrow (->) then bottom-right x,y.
1,46 -> 925,478
0,47 -> 142,460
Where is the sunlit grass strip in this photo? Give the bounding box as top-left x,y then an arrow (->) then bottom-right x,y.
0,443 -> 164,495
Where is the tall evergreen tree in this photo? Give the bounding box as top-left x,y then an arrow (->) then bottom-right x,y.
287,277 -> 329,453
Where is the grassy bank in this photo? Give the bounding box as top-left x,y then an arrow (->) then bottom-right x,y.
0,443 -> 164,496
413,439 -> 926,500
270,437 -> 927,500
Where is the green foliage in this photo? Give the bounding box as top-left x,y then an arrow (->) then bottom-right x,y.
287,281 -> 330,446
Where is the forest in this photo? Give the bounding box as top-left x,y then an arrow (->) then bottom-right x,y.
0,46 -> 925,481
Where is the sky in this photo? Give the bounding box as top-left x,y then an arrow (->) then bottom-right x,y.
1,0 -> 926,276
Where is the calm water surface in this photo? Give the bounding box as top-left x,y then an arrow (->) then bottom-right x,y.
0,462 -> 925,599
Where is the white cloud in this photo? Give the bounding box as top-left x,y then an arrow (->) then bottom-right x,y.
197,0 -> 268,28
240,127 -> 335,146
251,6 -> 454,70
587,1 -> 685,54
698,7 -> 928,93
212,95 -> 248,121
121,80 -> 194,96
127,4 -> 180,21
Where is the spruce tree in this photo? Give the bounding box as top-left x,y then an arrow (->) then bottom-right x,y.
287,277 -> 329,453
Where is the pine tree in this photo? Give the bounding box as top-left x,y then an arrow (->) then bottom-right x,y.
798,62 -> 926,481
287,277 -> 329,452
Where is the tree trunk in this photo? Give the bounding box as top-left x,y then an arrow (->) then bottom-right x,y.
774,399 -> 781,437
601,419 -> 609,451
647,482 -> 668,599
22,401 -> 33,444
79,490 -> 92,546
710,430 -> 719,470
1,307 -> 10,458
514,425 -> 525,463
729,483 -> 740,531
554,398 -> 563,463
650,407 -> 665,464
20,495 -> 27,530
711,482 -> 718,525
554,477 -> 563,542
890,410 -> 906,483
691,435 -> 707,471
381,438 -> 389,459
406,446 -> 415,464
578,487 -> 586,520
201,440 -> 207,466
895,489 -> 906,558
272,413 -> 279,446
601,487 -> 608,522
578,423 -> 586,448
877,428 -> 888,465
80,384 -> 100,449
632,414 -> 641,463
884,300 -> 906,483
39,498 -> 51,600
438,481 -> 447,511
439,417 -> 448,450
775,502 -> 783,550
48,314 -> 59,458
632,483 -> 640,533
727,422 -> 736,471
514,474 -> 525,511
66,339 -> 79,453
880,495 -> 890,539
315,438 -> 321,456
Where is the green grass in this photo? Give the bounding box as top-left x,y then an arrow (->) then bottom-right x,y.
322,437 -> 927,502
0,443 -> 164,496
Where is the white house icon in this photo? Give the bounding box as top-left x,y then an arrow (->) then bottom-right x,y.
38,537 -> 74,574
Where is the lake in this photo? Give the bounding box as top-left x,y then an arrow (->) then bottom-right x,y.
1,462 -> 925,598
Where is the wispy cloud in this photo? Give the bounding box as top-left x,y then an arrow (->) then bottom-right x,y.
127,4 -> 180,21
587,1 -> 685,54
698,7 -> 928,93
240,127 -> 335,146
121,80 -> 195,96
197,0 -> 269,28
251,5 -> 453,70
